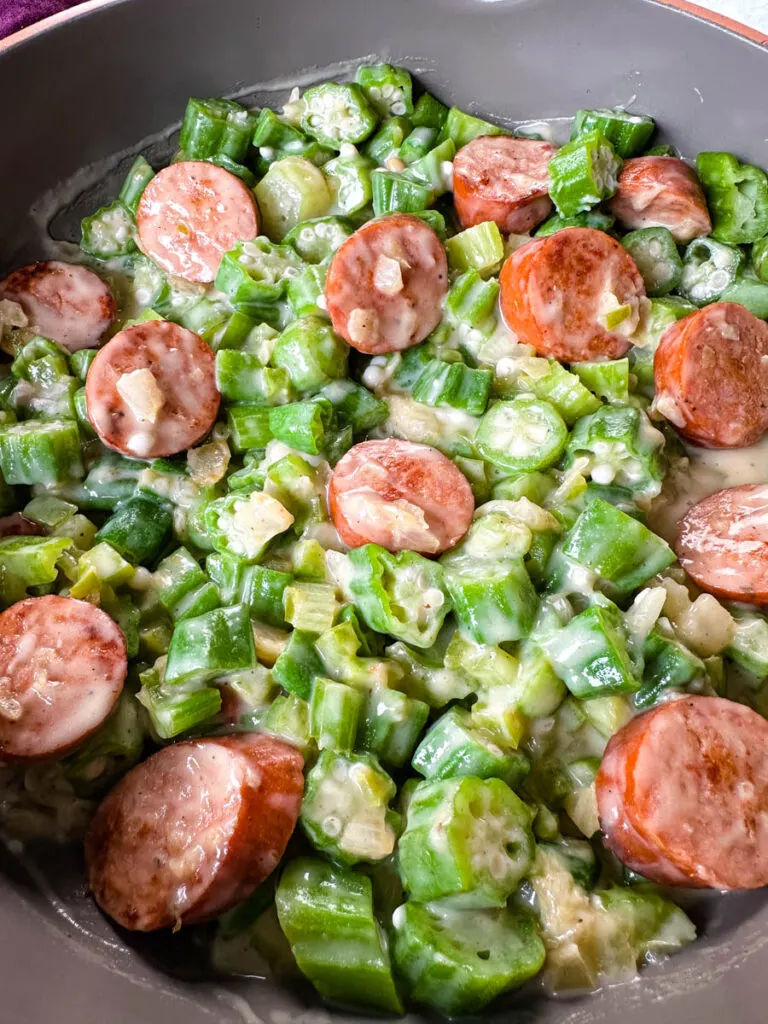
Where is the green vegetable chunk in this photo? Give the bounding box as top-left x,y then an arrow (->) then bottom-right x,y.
476,397 -> 568,473
398,776 -> 535,907
621,226 -> 682,297
412,708 -> 529,787
300,750 -> 399,865
571,108 -> 655,158
548,130 -> 622,217
563,498 -> 675,593
301,82 -> 379,149
391,902 -> 545,1016
164,603 -> 257,686
347,544 -> 452,649
696,151 -> 768,244
539,602 -> 640,698
276,857 -> 403,1013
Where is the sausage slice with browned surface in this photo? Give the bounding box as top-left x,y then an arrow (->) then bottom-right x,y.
654,302 -> 768,448
137,161 -> 259,284
453,136 -> 556,234
499,227 -> 647,362
329,438 -> 474,554
85,320 -> 220,459
325,214 -> 448,354
0,595 -> 127,763
676,484 -> 768,604
0,261 -> 115,352
86,735 -> 304,931
596,696 -> 768,889
608,156 -> 712,243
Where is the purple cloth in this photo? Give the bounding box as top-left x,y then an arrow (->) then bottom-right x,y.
0,0 -> 85,38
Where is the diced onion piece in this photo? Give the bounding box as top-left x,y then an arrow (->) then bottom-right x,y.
116,368 -> 165,425
373,254 -> 404,296
674,594 -> 735,657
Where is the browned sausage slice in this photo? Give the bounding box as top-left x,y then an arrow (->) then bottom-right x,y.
329,438 -> 474,554
653,302 -> 768,448
0,596 -> 127,763
499,227 -> 647,362
596,696 -> 768,889
325,214 -> 448,354
85,735 -> 304,931
453,136 -> 556,234
137,161 -> 259,284
676,484 -> 768,604
85,320 -> 220,459
0,261 -> 115,352
608,156 -> 712,243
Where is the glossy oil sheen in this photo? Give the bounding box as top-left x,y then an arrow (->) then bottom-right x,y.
1,0 -> 768,1021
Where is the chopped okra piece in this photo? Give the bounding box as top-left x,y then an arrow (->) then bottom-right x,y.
271,628 -> 325,700
563,498 -> 676,593
364,116 -> 412,165
596,888 -> 696,960
621,226 -> 683,297
0,419 -> 83,485
179,97 -> 256,163
445,221 -> 504,276
571,359 -> 630,405
300,82 -> 379,149
565,405 -> 665,501
634,627 -> 705,708
441,534 -> 538,646
260,693 -> 312,752
539,602 -> 640,699
571,108 -> 655,158
270,316 -> 349,393
95,495 -> 172,566
0,535 -> 72,588
81,202 -> 136,259
309,677 -> 363,751
276,857 -> 403,1013
284,215 -> 353,264
356,64 -> 413,119
391,902 -> 545,1016
215,350 -> 294,405
721,275 -> 768,319
538,838 -> 599,890
215,237 -> 302,311
412,708 -> 530,788
678,235 -> 744,305
300,750 -> 399,865
324,153 -> 374,215
320,378 -> 388,432
439,106 -> 508,148
163,602 -> 257,686
495,360 -> 601,426
726,613 -> 768,681
412,358 -> 492,417
476,397 -> 569,473
412,91 -> 449,132
254,156 -> 333,241
347,543 -> 452,649
371,169 -> 432,216
535,210 -> 616,236
269,397 -> 335,456
118,154 -> 155,215
358,687 -> 429,767
153,546 -> 221,622
283,580 -> 341,633
548,130 -> 621,217
398,776 -> 535,907
696,150 -> 768,244
204,489 -> 294,562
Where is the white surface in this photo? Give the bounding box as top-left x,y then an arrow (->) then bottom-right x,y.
697,0 -> 768,32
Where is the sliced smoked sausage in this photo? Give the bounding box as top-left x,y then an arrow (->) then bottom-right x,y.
0,596 -> 127,763
325,214 -> 448,354
596,696 -> 768,889
85,320 -> 220,459
499,227 -> 647,362
608,156 -> 712,244
676,484 -> 768,604
653,302 -> 768,448
453,136 -> 556,235
85,734 -> 304,931
137,161 -> 259,284
328,438 -> 474,554
0,261 -> 115,352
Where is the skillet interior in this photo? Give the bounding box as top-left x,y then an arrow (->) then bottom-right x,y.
1,0 -> 768,1020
